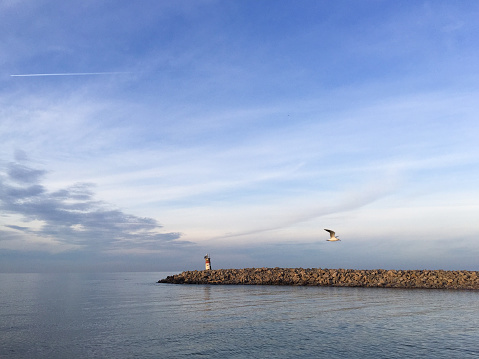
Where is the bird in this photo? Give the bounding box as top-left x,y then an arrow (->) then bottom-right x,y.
324,229 -> 341,241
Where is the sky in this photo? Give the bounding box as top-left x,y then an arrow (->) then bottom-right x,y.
1,0 -> 479,272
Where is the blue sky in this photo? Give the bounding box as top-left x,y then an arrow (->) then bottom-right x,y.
1,0 -> 478,272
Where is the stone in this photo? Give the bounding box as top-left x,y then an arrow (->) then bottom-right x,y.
158,268 -> 479,290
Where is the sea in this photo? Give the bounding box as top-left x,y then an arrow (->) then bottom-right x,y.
0,272 -> 477,359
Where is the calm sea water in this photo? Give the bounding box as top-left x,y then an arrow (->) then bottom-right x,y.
0,272 -> 477,359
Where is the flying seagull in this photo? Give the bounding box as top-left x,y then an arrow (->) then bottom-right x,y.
324,229 -> 340,241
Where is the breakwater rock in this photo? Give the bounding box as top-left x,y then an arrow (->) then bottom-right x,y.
158,268 -> 479,290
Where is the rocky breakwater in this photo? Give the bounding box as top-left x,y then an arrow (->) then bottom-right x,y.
158,268 -> 479,290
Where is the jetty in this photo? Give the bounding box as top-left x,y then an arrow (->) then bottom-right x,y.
158,268 -> 479,290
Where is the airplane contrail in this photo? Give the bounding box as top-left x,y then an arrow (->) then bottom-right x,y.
10,72 -> 129,77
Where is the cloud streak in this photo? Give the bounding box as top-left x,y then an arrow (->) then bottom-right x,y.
10,72 -> 130,77
212,174 -> 399,241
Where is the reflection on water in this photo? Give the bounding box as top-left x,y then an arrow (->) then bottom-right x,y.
0,273 -> 478,358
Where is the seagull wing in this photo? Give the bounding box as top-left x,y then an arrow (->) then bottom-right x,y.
324,229 -> 335,238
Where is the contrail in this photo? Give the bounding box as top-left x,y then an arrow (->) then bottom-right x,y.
10,72 -> 129,77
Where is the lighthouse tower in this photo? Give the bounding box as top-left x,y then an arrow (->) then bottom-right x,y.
204,254 -> 211,270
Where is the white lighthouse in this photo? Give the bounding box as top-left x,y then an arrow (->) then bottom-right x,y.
204,254 -> 211,270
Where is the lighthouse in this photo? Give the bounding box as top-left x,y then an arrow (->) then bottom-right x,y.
204,254 -> 211,270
